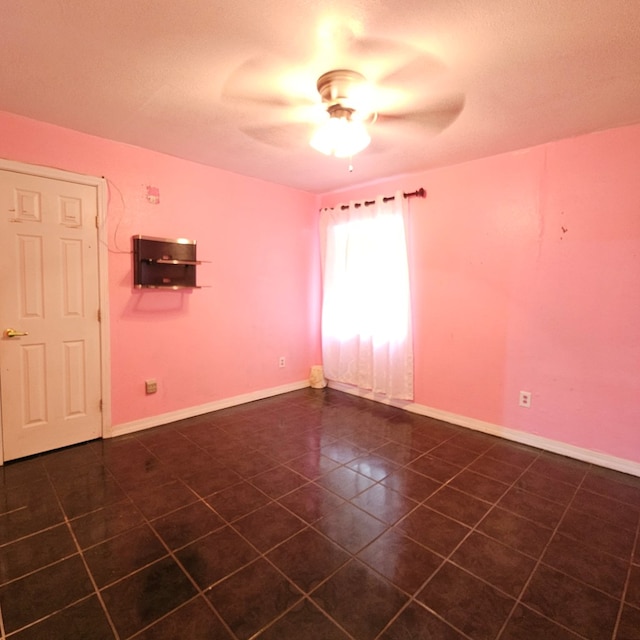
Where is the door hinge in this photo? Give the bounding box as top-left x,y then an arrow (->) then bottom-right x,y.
95,214 -> 100,229
97,308 -> 101,322
99,399 -> 103,412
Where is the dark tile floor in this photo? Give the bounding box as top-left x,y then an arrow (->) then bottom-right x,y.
0,388 -> 639,639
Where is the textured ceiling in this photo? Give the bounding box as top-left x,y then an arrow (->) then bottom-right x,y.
2,1 -> 640,193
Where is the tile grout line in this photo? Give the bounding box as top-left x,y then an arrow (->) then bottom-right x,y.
4,398 -> 398,637
53,472 -> 123,639
4,391 -> 638,638
169,395 -> 640,639
207,407 -> 374,638
118,514 -> 239,640
610,518 -> 639,640
222,509 -> 358,638
294,414 -> 431,638
493,468 -> 592,640
102,439 -> 241,640
245,596 -> 357,640
128,408 -> 640,639
376,439 -> 611,638
370,438 -> 539,640
1,596 -> 100,639
124,420 -> 349,639
202,418 -> 423,638
41,467 -> 121,640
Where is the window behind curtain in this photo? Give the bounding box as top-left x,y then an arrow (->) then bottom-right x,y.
320,191 -> 414,400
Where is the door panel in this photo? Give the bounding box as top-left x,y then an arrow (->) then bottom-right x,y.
0,169 -> 102,461
22,343 -> 47,425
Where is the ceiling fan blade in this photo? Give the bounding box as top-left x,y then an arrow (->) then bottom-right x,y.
315,38 -> 414,84
378,53 -> 449,88
377,93 -> 466,134
315,22 -> 447,78
346,35 -> 406,57
222,22 -> 464,156
222,56 -> 315,109
239,122 -> 314,150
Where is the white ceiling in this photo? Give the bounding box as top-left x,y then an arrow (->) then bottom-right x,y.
2,1 -> 640,193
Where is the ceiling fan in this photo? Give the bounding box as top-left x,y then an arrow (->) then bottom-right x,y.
222,32 -> 465,160
309,69 -> 375,158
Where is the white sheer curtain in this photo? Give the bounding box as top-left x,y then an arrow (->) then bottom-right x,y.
320,191 -> 414,400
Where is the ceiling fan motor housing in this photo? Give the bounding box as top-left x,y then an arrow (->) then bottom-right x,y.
317,69 -> 366,105
327,103 -> 355,120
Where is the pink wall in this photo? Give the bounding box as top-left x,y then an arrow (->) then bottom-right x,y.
3,109 -> 638,464
0,111 -> 322,427
320,125 -> 640,464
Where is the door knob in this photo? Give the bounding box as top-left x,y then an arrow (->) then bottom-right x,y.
4,329 -> 28,338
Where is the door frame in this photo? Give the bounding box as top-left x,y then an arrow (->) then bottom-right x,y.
0,158 -> 111,463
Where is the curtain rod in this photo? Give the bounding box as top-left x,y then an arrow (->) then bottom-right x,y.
336,187 -> 426,210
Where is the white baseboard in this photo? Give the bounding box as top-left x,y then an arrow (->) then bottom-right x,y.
328,381 -> 640,478
108,380 -> 310,438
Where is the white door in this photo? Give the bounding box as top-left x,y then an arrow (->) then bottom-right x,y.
0,169 -> 103,461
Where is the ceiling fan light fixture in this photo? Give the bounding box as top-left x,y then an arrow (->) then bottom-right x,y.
310,105 -> 371,158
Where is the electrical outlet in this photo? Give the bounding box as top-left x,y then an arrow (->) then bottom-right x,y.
519,390 -> 532,408
145,379 -> 157,394
278,356 -> 286,368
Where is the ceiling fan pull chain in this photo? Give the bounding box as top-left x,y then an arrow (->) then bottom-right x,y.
348,156 -> 354,172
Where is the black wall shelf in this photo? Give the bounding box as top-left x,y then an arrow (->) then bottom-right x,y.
132,235 -> 204,289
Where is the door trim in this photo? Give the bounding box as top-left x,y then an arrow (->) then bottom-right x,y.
0,158 -> 111,463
